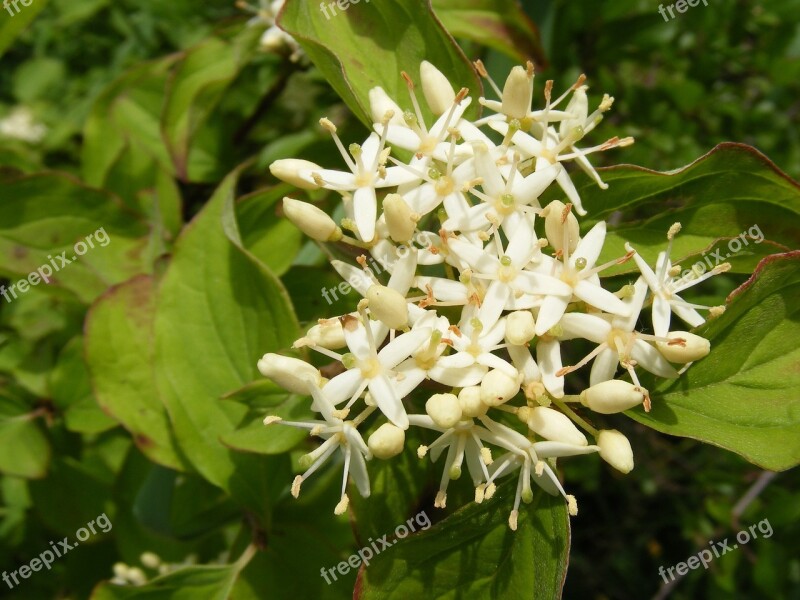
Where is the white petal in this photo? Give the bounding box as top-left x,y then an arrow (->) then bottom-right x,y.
385,126 -> 423,152
512,163 -> 561,205
354,186 -> 377,242
477,281 -> 510,330
442,201 -> 492,233
507,344 -> 541,383
574,280 -> 631,316
559,313 -> 611,343
652,295 -> 672,338
429,364 -> 486,387
631,339 -> 679,378
515,271 -> 572,297
378,327 -> 432,369
589,346 -> 619,385
346,444 -> 372,497
368,375 -> 409,429
536,339 -> 564,398
534,294 -> 570,336
555,168 -> 585,215
387,248 -> 417,295
671,297 -> 706,329
505,216 -> 535,266
331,261 -> 371,296
323,369 -> 364,405
573,221 -> 606,269
612,276 -> 649,331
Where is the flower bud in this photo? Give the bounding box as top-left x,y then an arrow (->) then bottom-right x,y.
420,61 -> 456,116
269,159 -> 322,190
366,285 -> 409,330
383,194 -> 416,242
596,429 -> 634,474
501,65 -> 533,120
304,320 -> 346,349
368,423 -> 406,459
369,86 -> 405,126
505,311 -> 536,345
426,393 -> 462,428
526,407 -> 587,446
579,380 -> 645,414
282,198 -> 342,242
480,368 -> 520,406
458,386 -> 487,418
656,332 -> 710,363
257,353 -> 321,394
543,200 -> 579,254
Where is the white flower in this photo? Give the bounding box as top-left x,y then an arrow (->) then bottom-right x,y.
301,119 -> 418,242
534,220 -> 633,336
626,223 -> 730,337
477,416 -> 598,530
410,414 -> 493,508
264,382 -> 372,514
0,107 -> 46,143
323,313 -> 432,429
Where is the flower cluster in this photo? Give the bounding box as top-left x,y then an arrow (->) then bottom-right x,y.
237,0 -> 303,61
261,62 -> 726,530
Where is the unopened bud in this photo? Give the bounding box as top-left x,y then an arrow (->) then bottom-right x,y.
369,86 -> 404,126
656,332 -> 710,363
383,194 -> 416,242
501,65 -> 533,120
505,311 -> 536,345
458,386 -> 487,418
257,353 -> 321,394
426,393 -> 462,428
269,159 -> 322,190
366,285 -> 409,330
420,61 -> 456,116
303,320 -> 346,349
526,406 -> 587,446
596,429 -> 634,474
368,423 -> 406,459
543,200 -> 579,253
579,380 -> 645,414
480,368 -> 520,406
282,198 -> 342,242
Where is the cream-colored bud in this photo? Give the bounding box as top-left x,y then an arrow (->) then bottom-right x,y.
426,393 -> 462,428
420,61 -> 456,116
383,194 -> 416,242
282,198 -> 342,242
656,332 -> 710,363
526,406 -> 587,446
304,320 -> 346,349
501,65 -> 533,120
505,311 -> 536,345
596,429 -> 634,474
269,159 -> 321,190
369,86 -> 404,126
458,386 -> 487,418
543,200 -> 580,253
366,285 -> 409,330
368,423 -> 406,459
480,368 -> 520,406
140,552 -> 161,569
257,353 -> 321,394
579,380 -> 645,414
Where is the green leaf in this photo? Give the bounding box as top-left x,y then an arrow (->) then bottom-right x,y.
221,393 -> 309,456
85,275 -> 187,470
152,164 -> 299,515
279,0 -> 482,127
0,394 -> 50,478
161,31 -> 260,181
629,251 -> 800,471
0,173 -> 151,303
91,560 -> 247,600
237,186 -> 303,277
432,0 -> 547,65
0,0 -> 48,59
560,143 -> 800,277
50,336 -> 117,434
357,483 -> 570,600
